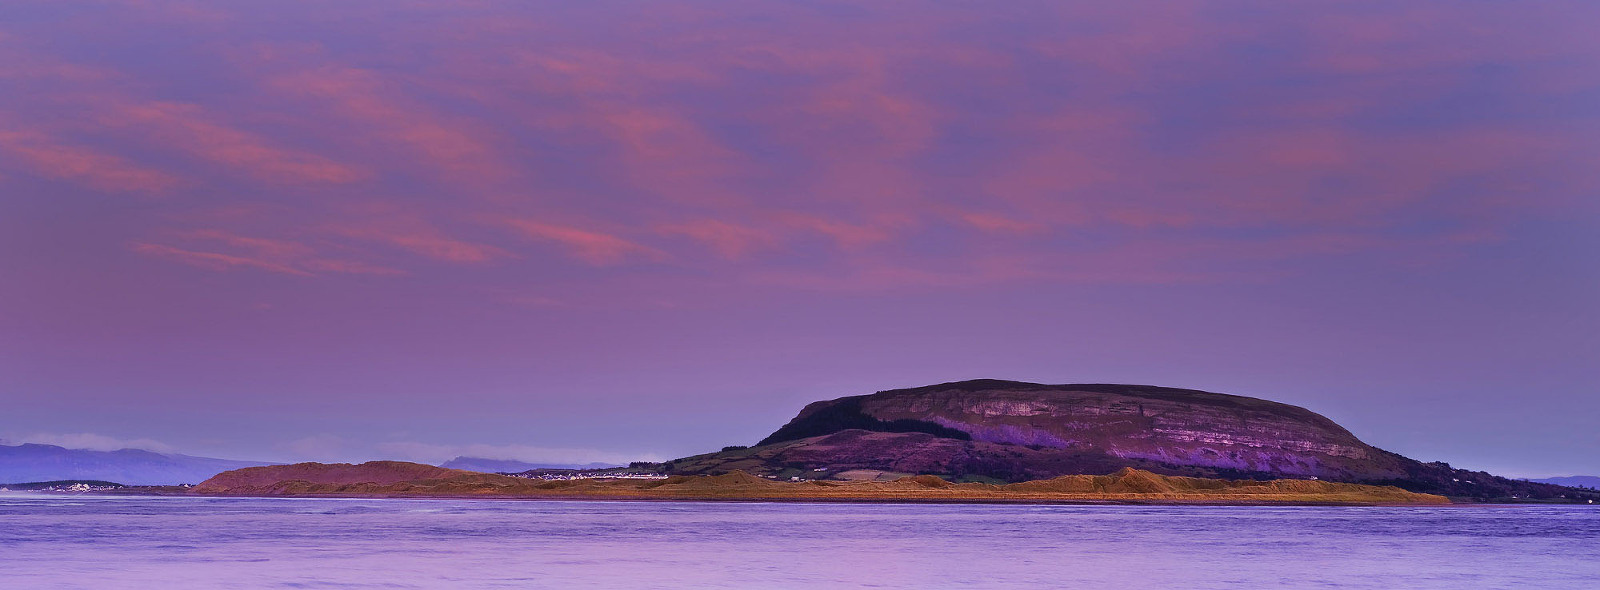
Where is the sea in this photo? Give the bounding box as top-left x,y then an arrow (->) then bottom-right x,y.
1,494 -> 1596,589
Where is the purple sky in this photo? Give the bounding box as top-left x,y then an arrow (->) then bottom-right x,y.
2,1 -> 1597,476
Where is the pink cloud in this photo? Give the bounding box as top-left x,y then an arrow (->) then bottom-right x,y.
959,212 -> 1047,235
445,50 -> 747,207
1032,3 -> 1216,81
182,229 -> 314,260
131,242 -> 311,276
596,106 -> 743,203
103,101 -> 364,184
777,213 -> 895,249
271,66 -> 507,181
0,129 -> 179,194
300,258 -> 407,276
133,229 -> 403,277
503,219 -> 664,265
658,219 -> 775,260
749,47 -> 944,208
330,212 -> 509,264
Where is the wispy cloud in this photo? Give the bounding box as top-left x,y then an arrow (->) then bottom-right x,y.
330,211 -> 510,264
131,242 -> 313,276
658,219 -> 775,260
777,213 -> 895,250
0,128 -> 179,194
103,101 -> 364,184
959,212 -> 1047,235
503,219 -> 665,265
131,229 -> 403,276
271,65 -> 508,182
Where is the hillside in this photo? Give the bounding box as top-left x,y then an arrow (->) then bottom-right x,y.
192,461 -> 469,494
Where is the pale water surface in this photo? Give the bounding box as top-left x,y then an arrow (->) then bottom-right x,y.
1,494 -> 1596,589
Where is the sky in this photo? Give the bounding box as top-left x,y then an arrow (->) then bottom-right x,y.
2,1 -> 1597,477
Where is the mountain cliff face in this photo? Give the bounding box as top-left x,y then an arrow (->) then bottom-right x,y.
670,380 -> 1598,502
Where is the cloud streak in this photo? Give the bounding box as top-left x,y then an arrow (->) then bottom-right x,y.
131,230 -> 403,277
101,101 -> 364,184
0,129 -> 179,194
503,219 -> 665,265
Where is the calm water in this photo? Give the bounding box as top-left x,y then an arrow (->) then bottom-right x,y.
1,494 -> 1596,589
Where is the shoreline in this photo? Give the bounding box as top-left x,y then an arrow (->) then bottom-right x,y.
182,465 -> 1454,506
13,488 -> 1579,507
66,487 -> 1450,507
191,493 -> 1448,507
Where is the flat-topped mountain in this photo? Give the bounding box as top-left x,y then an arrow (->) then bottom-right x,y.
668,380 -> 1599,502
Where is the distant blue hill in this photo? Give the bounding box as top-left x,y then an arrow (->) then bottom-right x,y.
0,443 -> 273,486
1531,476 -> 1600,489
439,456 -> 620,473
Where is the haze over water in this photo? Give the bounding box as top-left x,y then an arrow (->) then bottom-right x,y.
3,495 -> 1596,589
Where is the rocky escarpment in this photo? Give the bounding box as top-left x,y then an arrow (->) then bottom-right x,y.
669,380 -> 1600,502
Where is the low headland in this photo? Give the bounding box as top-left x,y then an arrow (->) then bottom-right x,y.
191,460 -> 1449,505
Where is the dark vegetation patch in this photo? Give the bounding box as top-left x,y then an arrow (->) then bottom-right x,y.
880,380 -> 1310,418
756,398 -> 972,446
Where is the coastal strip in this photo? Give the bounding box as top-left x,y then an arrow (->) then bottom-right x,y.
189,461 -> 1450,505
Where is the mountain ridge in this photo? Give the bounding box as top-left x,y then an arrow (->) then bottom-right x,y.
0,443 -> 274,486
1529,475 -> 1600,489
